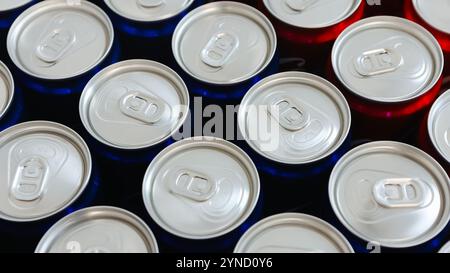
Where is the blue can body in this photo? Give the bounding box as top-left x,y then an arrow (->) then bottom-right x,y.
103,0 -> 204,62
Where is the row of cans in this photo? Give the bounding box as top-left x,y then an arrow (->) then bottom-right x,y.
1,0 -> 450,252
2,122 -> 448,253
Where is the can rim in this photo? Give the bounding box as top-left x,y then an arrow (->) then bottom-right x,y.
103,0 -> 195,23
329,141 -> 450,248
332,16 -> 444,104
427,89 -> 450,164
172,1 -> 277,86
79,59 -> 190,150
412,0 -> 450,35
234,213 -> 354,253
35,206 -> 159,253
0,121 -> 92,222
7,0 -> 115,81
142,136 -> 261,240
262,0 -> 363,29
0,0 -> 33,13
439,241 -> 450,253
0,61 -> 15,121
238,71 -> 352,165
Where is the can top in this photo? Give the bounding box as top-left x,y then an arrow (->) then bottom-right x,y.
7,0 -> 114,80
0,0 -> 32,12
428,90 -> 450,164
263,0 -> 362,29
35,206 -> 159,253
172,1 -> 277,85
0,61 -> 14,121
238,72 -> 351,165
80,60 -> 189,150
0,121 -> 92,222
104,0 -> 194,22
413,0 -> 450,35
234,213 -> 354,253
332,16 -> 443,103
142,137 -> 260,239
329,141 -> 450,248
439,241 -> 450,253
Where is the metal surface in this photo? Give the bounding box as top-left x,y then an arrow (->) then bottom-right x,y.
234,213 -> 354,253
79,59 -> 189,150
332,16 -> 443,103
329,141 -> 450,248
0,61 -> 14,121
35,206 -> 159,253
7,0 -> 114,80
413,0 -> 450,35
104,0 -> 194,22
142,137 -> 260,239
263,0 -> 362,29
428,90 -> 450,164
238,72 -> 351,165
172,1 -> 277,85
0,121 -> 92,222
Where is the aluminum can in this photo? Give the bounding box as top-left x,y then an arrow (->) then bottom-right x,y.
234,213 -> 354,253
79,59 -> 190,163
330,16 -> 444,140
0,121 -> 100,247
0,0 -> 36,61
418,90 -> 450,175
172,1 -> 278,101
260,0 -> 365,75
35,206 -> 159,253
103,0 -> 202,62
237,71 -> 351,211
329,141 -> 450,252
142,137 -> 261,252
0,61 -> 24,131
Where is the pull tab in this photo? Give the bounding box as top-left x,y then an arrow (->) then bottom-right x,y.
169,170 -> 217,202
138,0 -> 164,8
354,48 -> 402,77
36,28 -> 75,63
120,92 -> 166,124
268,98 -> 311,131
372,178 -> 433,208
285,0 -> 319,11
11,157 -> 48,201
201,32 -> 239,68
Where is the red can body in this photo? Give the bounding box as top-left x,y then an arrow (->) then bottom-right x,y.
259,1 -> 365,75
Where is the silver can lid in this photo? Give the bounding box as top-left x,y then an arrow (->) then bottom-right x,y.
0,121 -> 92,222
263,0 -> 362,29
142,137 -> 260,239
413,0 -> 450,35
428,90 -> 450,164
7,0 -> 114,80
172,1 -> 277,85
0,0 -> 32,12
238,72 -> 351,165
0,61 -> 14,121
332,16 -> 443,103
329,141 -> 450,248
439,241 -> 450,253
234,213 -> 354,253
79,60 -> 189,150
104,0 -> 194,22
35,206 -> 159,253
